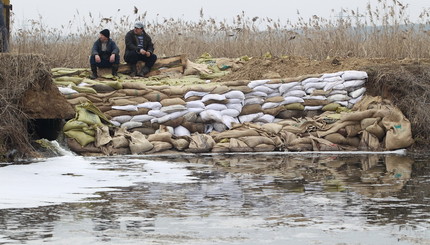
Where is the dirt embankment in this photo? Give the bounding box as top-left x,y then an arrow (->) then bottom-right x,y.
218,56 -> 430,150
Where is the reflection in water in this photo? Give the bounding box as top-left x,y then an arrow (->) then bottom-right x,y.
0,154 -> 429,245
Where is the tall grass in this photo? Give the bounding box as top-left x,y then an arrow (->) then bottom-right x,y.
9,0 -> 430,68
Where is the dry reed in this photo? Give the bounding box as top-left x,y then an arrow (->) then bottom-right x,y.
8,0 -> 430,68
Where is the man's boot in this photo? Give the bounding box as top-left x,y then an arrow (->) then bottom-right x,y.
89,64 -> 98,79
112,64 -> 119,76
138,66 -> 150,77
129,64 -> 137,77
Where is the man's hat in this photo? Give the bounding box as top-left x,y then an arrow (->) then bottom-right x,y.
134,22 -> 144,29
100,29 -> 110,39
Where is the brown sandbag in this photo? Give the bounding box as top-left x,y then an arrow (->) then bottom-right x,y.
231,85 -> 253,93
212,142 -> 231,153
160,98 -> 186,107
253,144 -> 276,152
381,108 -> 414,150
359,131 -> 380,151
130,127 -> 156,135
210,85 -> 231,94
162,117 -> 185,128
309,136 -> 342,151
110,97 -> 148,106
95,125 -> 112,147
303,99 -> 329,106
203,99 -> 229,105
148,141 -> 173,153
324,133 -> 347,145
261,123 -> 283,135
284,103 -> 305,111
340,109 -> 378,122
239,136 -> 275,148
361,117 -> 381,129
345,137 -> 360,147
112,135 -> 129,149
289,137 -> 313,146
67,138 -> 102,154
365,121 -> 385,140
129,131 -> 153,154
91,84 -> 116,93
229,138 -> 253,152
101,145 -> 131,155
263,106 -> 286,116
143,91 -> 169,102
213,129 -> 260,142
265,96 -> 285,103
67,96 -> 90,105
182,122 -> 205,134
287,143 -> 313,151
222,80 -> 249,87
317,121 -> 357,138
345,124 -> 362,137
147,132 -> 173,143
187,134 -> 216,153
104,108 -> 150,117
118,88 -> 150,96
171,138 -> 190,151
279,130 -> 298,146
240,104 -> 263,116
161,87 -> 187,96
122,82 -> 151,90
277,109 -> 305,119
185,96 -> 203,102
94,105 -> 112,113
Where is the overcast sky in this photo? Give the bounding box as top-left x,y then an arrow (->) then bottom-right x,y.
10,0 -> 430,29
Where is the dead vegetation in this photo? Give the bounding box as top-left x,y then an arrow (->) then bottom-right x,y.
0,54 -> 51,159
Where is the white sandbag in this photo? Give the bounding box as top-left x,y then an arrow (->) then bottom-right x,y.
213,122 -> 228,132
184,91 -> 209,99
349,94 -> 364,104
284,90 -> 307,98
327,94 -> 351,102
228,98 -> 244,104
188,107 -> 205,114
148,109 -> 168,118
200,109 -> 223,122
301,77 -> 321,85
223,91 -> 245,100
160,104 -> 187,114
226,103 -> 243,112
221,115 -> 239,129
304,106 -> 323,111
248,79 -> 270,89
174,126 -> 191,136
239,112 -> 264,123
121,121 -> 143,129
343,79 -> 365,89
321,71 -> 344,79
267,92 -> 282,98
304,82 -> 327,91
282,97 -> 305,105
205,103 -> 228,111
58,87 -> 78,95
279,82 -> 300,94
245,91 -> 268,98
201,94 -> 226,102
303,95 -> 327,100
265,83 -> 281,89
329,90 -> 348,95
262,102 -> 281,110
333,84 -> 346,90
342,70 -> 368,81
255,114 -> 275,123
244,97 -> 264,105
221,109 -> 241,117
186,100 -> 206,109
131,115 -> 155,122
137,101 -> 162,110
323,79 -> 344,91
110,120 -> 121,127
253,85 -> 274,94
112,105 -> 138,111
349,87 -> 367,98
112,115 -> 133,123
153,110 -> 188,124
322,76 -> 343,83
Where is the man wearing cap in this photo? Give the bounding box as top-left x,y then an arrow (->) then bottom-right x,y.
89,29 -> 120,79
124,21 -> 157,77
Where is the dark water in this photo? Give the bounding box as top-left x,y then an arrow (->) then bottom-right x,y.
0,153 -> 430,245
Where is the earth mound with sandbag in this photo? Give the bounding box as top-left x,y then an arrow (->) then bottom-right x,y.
53,54 -> 425,155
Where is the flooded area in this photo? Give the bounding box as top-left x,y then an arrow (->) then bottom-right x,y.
1,151 -> 430,244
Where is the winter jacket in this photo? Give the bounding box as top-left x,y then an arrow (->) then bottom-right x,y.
91,39 -> 120,60
124,29 -> 154,62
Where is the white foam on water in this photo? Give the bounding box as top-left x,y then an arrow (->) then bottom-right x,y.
0,156 -> 196,209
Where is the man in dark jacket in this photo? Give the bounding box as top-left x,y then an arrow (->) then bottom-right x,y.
124,22 -> 157,77
90,29 -> 120,79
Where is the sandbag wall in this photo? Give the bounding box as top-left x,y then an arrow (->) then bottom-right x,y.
57,70 -> 414,155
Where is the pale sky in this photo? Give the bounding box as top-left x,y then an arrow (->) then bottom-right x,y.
10,0 -> 430,29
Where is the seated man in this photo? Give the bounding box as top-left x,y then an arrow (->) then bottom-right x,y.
90,29 -> 120,79
124,22 -> 157,77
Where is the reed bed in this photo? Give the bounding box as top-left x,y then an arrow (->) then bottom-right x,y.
8,0 -> 430,68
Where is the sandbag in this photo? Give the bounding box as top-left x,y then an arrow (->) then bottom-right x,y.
261,123 -> 283,134
147,132 -> 173,143
365,121 -> 385,140
187,134 -> 216,153
160,98 -> 186,107
382,109 -> 414,150
129,131 -> 153,154
254,144 -> 276,152
174,126 -> 191,136
171,138 -> 190,151
340,109 -> 377,122
137,101 -> 162,110
64,130 -> 95,147
67,139 -> 102,154
359,130 -> 380,151
345,123 -> 362,137
112,135 -> 129,149
239,136 -> 275,148
121,121 -> 143,129
149,141 -> 173,153
212,142 -> 231,153
143,91 -> 168,101
95,125 -> 112,147
240,104 -> 263,116
229,138 -> 253,152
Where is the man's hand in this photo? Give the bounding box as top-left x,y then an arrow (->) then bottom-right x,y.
139,49 -> 146,55
110,54 -> 115,63
95,55 -> 101,63
145,51 -> 151,57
